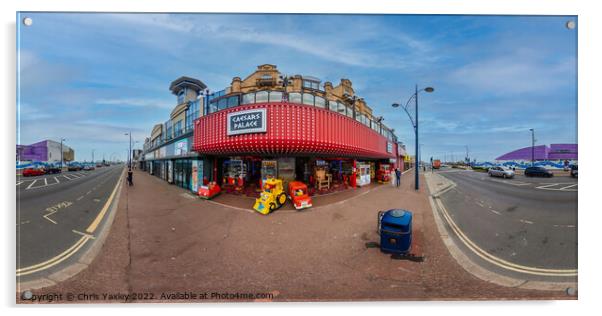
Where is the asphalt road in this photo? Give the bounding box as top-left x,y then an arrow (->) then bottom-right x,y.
436,169 -> 577,281
16,164 -> 125,278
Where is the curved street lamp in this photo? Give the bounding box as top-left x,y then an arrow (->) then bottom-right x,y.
392,85 -> 434,190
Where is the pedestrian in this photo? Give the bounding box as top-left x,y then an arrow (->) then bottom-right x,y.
127,168 -> 133,186
395,168 -> 401,188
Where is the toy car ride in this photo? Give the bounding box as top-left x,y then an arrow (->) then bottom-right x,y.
198,181 -> 221,199
288,181 -> 312,210
253,178 -> 286,215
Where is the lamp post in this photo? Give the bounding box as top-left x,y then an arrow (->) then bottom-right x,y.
392,85 -> 434,190
125,131 -> 132,169
529,128 -> 536,166
59,138 -> 66,169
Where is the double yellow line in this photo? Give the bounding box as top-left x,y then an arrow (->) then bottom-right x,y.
17,168 -> 125,277
435,198 -> 577,277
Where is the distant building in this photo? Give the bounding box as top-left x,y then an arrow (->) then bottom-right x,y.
495,144 -> 577,162
16,140 -> 74,163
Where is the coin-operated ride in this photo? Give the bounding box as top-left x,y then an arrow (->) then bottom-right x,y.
377,164 -> 392,184
253,178 -> 287,215
198,181 -> 221,199
288,181 -> 313,210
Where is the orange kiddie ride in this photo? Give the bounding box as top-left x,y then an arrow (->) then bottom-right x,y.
198,181 -> 221,199
288,181 -> 313,210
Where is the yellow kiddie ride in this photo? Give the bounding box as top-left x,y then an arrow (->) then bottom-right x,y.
253,178 -> 287,215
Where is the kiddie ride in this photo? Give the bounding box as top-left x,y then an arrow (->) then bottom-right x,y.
288,181 -> 313,210
198,181 -> 221,199
253,178 -> 287,215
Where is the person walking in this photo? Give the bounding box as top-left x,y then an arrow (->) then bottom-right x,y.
127,168 -> 133,186
395,168 -> 401,188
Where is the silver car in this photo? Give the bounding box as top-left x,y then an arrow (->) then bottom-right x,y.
488,166 -> 514,179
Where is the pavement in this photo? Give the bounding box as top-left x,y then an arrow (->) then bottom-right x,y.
18,168 -> 573,303
425,168 -> 577,289
17,165 -> 125,284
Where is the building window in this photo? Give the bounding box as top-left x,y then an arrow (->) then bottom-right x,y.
329,100 -> 338,112
269,91 -> 283,102
174,120 -> 183,137
218,98 -> 228,111
346,105 -> 353,118
314,96 -> 325,108
289,92 -> 302,104
302,93 -> 314,106
209,101 -> 218,114
303,80 -> 320,90
177,89 -> 185,104
165,120 -> 172,140
227,95 -> 239,108
255,91 -> 269,103
185,100 -> 200,132
337,102 -> 346,115
242,93 -> 255,105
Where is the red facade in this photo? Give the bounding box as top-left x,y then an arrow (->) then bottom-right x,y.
193,102 -> 398,160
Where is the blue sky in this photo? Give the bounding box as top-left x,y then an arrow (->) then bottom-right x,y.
17,13 -> 577,162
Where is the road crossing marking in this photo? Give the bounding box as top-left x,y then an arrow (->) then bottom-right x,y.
559,184 -> 578,190
19,171 -> 92,190
26,179 -> 39,189
535,183 -> 578,192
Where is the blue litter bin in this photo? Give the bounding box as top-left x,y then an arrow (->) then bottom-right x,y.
379,209 -> 412,255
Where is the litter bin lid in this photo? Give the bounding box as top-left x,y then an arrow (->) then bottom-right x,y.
382,209 -> 412,226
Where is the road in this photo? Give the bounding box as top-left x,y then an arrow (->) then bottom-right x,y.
16,164 -> 124,279
435,168 -> 577,282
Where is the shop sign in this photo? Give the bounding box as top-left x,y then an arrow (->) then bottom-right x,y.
175,139 -> 188,156
227,108 -> 267,136
387,142 -> 393,153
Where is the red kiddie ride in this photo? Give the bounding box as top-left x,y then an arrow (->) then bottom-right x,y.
288,181 -> 313,210
198,181 -> 221,199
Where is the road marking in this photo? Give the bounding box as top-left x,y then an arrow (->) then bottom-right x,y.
44,178 -> 48,186
42,201 -> 74,224
434,197 -> 576,276
86,190 -> 92,195
77,196 -> 84,201
85,168 -> 125,234
17,181 -> 23,186
53,176 -> 59,184
559,184 -> 578,190
72,229 -> 96,239
490,209 -> 501,215
17,168 -> 123,276
16,235 -> 91,276
519,219 -> 534,225
26,179 -> 39,189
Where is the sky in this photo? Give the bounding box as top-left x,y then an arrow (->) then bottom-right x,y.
17,13 -> 577,162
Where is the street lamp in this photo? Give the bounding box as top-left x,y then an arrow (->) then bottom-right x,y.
392,85 -> 434,190
125,131 -> 132,169
529,128 -> 536,166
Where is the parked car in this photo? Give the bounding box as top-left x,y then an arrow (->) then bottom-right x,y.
524,166 -> 554,177
83,164 -> 95,171
46,166 -> 62,174
22,167 -> 46,177
570,164 -> 578,178
488,166 -> 514,179
68,164 -> 82,171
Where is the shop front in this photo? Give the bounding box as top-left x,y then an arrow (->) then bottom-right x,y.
193,102 -> 403,197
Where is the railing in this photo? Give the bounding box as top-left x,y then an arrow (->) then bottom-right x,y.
207,90 -> 397,141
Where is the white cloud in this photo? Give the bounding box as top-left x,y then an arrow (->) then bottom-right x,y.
101,13 -> 433,69
95,97 -> 174,109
